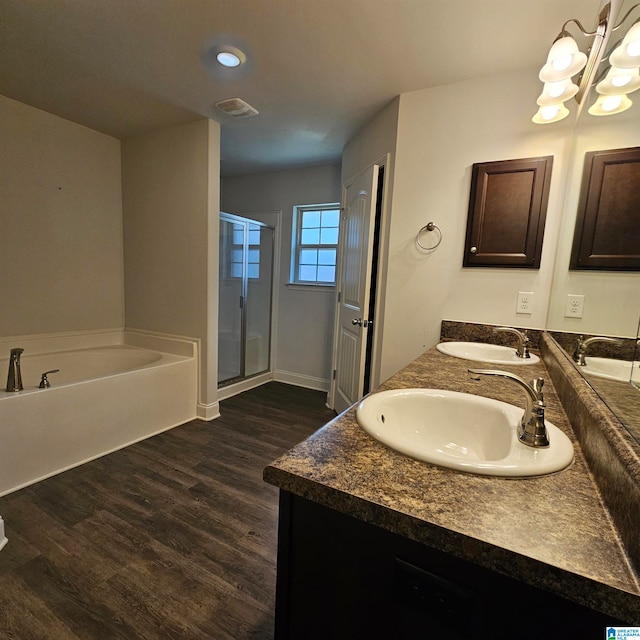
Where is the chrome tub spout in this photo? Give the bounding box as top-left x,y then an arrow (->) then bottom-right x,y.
6,347 -> 24,392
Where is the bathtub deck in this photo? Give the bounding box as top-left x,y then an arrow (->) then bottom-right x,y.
0,382 -> 335,640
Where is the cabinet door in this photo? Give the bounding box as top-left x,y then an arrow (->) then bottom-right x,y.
274,493 -> 625,640
463,156 -> 553,268
570,146 -> 640,271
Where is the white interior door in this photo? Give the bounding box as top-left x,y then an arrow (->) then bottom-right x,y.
329,164 -> 379,413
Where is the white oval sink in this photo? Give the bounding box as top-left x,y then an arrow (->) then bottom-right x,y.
437,341 -> 540,365
581,357 -> 633,382
356,388 -> 573,477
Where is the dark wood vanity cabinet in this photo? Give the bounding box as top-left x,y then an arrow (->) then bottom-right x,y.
463,156 -> 553,268
274,492 -> 623,640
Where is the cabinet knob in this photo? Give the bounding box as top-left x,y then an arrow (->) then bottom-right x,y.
470,246 -> 477,254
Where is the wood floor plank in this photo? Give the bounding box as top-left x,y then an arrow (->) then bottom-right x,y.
18,555 -> 140,640
0,382 -> 334,639
0,572 -> 84,640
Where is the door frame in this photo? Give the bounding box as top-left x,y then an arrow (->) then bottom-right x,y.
328,154 -> 392,409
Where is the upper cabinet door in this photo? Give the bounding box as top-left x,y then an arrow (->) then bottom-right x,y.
463,156 -> 553,269
570,147 -> 640,272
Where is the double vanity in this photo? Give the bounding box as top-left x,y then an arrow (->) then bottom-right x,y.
264,323 -> 640,639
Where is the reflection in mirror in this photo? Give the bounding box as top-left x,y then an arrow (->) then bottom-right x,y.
546,0 -> 640,443
550,331 -> 640,439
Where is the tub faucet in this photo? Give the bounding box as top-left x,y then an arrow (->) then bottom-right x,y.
493,326 -> 531,359
572,335 -> 622,366
6,347 -> 24,392
39,369 -> 60,389
468,368 -> 549,448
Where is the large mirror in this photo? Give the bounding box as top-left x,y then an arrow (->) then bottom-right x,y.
546,0 -> 640,440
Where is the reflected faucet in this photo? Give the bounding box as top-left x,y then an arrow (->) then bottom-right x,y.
493,327 -> 531,359
6,348 -> 24,392
572,335 -> 622,366
468,368 -> 549,448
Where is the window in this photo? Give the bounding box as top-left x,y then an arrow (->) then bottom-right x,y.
229,222 -> 261,279
291,204 -> 340,285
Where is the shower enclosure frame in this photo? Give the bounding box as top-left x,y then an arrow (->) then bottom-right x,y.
218,212 -> 275,388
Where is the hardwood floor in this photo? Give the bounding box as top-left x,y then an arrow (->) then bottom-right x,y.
0,382 -> 336,640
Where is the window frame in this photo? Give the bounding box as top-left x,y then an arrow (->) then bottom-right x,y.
290,203 -> 341,286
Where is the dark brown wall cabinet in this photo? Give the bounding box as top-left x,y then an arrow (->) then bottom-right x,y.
463,156 -> 553,268
570,146 -> 640,271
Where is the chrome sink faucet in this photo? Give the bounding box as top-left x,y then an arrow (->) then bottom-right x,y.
493,326 -> 531,359
6,347 -> 24,392
572,335 -> 622,366
468,368 -> 549,448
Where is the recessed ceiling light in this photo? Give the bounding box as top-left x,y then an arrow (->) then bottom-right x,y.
217,51 -> 242,68
214,46 -> 246,69
202,37 -> 252,80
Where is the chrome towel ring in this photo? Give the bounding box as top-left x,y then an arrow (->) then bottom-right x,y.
416,222 -> 442,250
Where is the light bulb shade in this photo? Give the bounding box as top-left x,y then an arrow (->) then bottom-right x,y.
536,79 -> 579,105
588,93 -> 633,116
532,103 -> 570,124
596,66 -> 640,95
609,22 -> 640,68
539,36 -> 588,82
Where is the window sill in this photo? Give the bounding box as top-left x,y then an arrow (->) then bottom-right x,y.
286,282 -> 336,292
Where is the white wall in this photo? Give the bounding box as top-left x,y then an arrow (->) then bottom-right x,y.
122,119 -> 220,411
383,70 -> 576,379
0,95 -> 124,337
221,164 -> 341,389
346,72 -> 578,382
346,70 -> 640,382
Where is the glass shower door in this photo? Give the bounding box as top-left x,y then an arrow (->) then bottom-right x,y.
218,213 -> 274,385
245,222 -> 274,377
218,217 -> 244,383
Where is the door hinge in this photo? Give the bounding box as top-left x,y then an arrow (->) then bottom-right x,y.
239,295 -> 244,308
337,291 -> 341,302
332,369 -> 337,380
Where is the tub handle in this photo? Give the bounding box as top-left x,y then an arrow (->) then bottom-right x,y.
39,369 -> 60,389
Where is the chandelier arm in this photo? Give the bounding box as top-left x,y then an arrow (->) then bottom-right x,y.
561,17 -> 599,37
612,3 -> 640,31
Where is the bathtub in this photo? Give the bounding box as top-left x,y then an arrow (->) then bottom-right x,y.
0,338 -> 198,496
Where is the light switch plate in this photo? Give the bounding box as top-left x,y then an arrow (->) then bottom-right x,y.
516,291 -> 534,315
565,294 -> 585,318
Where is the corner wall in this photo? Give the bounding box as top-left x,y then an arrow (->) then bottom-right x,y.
0,95 -> 124,337
122,119 -> 220,412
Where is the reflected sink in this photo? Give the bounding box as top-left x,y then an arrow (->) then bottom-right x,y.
436,341 -> 540,365
356,388 -> 573,477
581,357 -> 633,382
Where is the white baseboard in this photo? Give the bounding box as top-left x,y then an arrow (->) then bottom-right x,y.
217,372 -> 273,401
273,370 -> 330,392
197,401 -> 220,421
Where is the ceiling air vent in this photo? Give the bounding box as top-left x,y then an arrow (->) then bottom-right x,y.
215,97 -> 259,118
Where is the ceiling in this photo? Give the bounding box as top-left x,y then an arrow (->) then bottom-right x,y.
0,0 -> 601,176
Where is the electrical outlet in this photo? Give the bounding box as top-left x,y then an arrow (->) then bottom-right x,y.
565,294 -> 585,318
516,291 -> 534,315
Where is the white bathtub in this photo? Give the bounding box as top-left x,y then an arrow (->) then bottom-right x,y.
0,340 -> 197,496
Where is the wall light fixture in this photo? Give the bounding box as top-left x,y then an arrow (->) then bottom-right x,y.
533,0 -> 640,123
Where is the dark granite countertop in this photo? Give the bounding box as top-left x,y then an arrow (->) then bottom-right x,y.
264,345 -> 640,623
